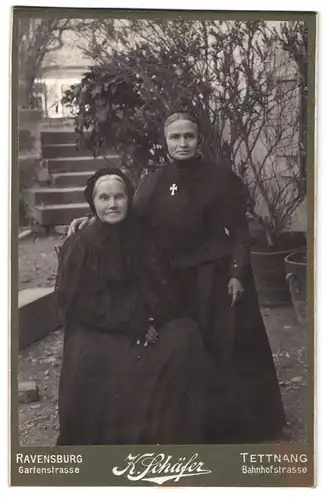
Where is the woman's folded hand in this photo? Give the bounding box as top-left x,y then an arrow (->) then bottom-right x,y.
144,323 -> 159,347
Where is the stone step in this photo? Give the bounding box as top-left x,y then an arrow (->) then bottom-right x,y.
19,287 -> 60,350
34,203 -> 89,225
26,186 -> 85,205
42,143 -> 93,159
52,171 -> 95,188
41,130 -> 78,145
40,117 -> 74,129
42,143 -> 114,159
40,129 -> 99,145
47,155 -> 121,173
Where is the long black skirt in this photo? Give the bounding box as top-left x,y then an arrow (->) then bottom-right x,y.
167,259 -> 287,444
57,317 -> 224,445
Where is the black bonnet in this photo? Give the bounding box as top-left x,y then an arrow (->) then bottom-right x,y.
84,166 -> 134,215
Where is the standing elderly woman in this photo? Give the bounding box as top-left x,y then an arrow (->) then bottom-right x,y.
56,166 -> 222,446
68,111 -> 286,443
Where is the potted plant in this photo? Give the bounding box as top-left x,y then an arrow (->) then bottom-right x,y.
243,152 -> 307,308
247,210 -> 306,308
275,20 -> 308,323
217,22 -> 308,307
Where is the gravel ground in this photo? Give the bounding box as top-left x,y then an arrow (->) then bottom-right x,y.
17,235 -> 310,446
18,233 -> 65,291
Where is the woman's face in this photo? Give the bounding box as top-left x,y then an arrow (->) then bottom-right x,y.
164,119 -> 199,161
93,178 -> 129,224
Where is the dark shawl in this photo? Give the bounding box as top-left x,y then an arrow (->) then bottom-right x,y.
56,167 -> 173,332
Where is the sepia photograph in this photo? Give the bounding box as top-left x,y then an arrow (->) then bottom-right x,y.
11,7 -> 316,486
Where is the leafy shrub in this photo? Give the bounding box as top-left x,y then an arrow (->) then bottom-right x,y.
62,19 -> 308,244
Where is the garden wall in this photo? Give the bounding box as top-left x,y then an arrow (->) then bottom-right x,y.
18,108 -> 42,226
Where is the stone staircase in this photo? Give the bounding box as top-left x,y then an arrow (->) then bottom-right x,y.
27,130 -> 121,227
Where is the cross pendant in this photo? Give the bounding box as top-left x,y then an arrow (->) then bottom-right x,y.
170,183 -> 178,196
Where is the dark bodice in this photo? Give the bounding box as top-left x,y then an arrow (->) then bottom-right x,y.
147,161 -> 216,250
133,157 -> 251,279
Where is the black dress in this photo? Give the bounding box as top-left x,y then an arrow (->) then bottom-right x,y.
133,156 -> 287,443
55,218 -> 222,445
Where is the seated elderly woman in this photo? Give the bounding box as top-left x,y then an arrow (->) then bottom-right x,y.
55,166 -> 223,446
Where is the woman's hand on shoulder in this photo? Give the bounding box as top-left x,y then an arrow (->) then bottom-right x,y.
67,216 -> 95,237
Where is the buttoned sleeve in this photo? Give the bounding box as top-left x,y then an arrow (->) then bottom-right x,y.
225,171 -> 251,281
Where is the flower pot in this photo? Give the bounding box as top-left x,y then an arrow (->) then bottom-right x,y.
251,248 -> 294,307
249,230 -> 306,308
284,248 -> 307,326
